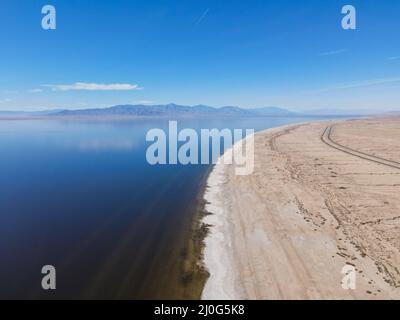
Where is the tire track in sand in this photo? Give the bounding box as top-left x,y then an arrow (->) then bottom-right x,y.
321,125 -> 400,170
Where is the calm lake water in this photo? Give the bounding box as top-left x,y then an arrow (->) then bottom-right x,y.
0,116 -> 328,299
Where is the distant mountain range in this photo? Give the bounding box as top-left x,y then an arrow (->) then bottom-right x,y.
0,104 -> 297,118
0,103 -> 394,118
54,104 -> 301,117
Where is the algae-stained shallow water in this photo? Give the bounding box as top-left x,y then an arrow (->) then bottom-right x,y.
0,116 -> 323,299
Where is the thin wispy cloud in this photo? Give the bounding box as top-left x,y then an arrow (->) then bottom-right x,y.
76,102 -> 89,107
195,8 -> 210,27
387,56 -> 400,61
0,98 -> 12,104
43,82 -> 141,91
134,100 -> 156,105
1,90 -> 18,94
318,49 -> 349,56
28,88 -> 43,93
315,77 -> 400,93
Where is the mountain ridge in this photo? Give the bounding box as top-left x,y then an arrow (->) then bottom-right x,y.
0,104 -> 387,118
0,104 -> 297,117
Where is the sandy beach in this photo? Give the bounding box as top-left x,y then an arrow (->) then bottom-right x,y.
202,118 -> 400,300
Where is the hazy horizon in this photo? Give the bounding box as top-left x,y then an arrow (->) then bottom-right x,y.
0,103 -> 396,116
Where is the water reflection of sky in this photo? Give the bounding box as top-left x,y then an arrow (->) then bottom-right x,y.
0,116 -> 329,299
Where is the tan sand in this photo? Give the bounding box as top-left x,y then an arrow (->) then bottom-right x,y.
202,118 -> 400,300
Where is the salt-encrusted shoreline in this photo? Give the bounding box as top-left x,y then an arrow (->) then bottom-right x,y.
200,127 -> 284,300
201,157 -> 238,299
201,133 -> 255,300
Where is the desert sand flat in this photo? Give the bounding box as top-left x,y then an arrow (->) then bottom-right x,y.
202,118 -> 400,300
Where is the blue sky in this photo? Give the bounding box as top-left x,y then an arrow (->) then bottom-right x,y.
0,0 -> 400,112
